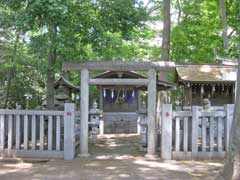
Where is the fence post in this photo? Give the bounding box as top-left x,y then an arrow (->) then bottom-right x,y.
64,103 -> 75,160
0,114 -> 4,150
224,104 -> 234,151
161,104 -> 172,160
192,106 -> 199,158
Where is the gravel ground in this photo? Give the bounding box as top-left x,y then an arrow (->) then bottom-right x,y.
0,134 -> 223,180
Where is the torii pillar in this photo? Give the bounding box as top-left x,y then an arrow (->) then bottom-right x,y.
145,68 -> 157,158
80,68 -> 90,157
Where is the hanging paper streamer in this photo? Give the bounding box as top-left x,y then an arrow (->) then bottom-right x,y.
111,89 -> 114,98
126,90 -> 137,104
103,88 -> 106,98
104,89 -> 116,104
211,84 -> 215,96
132,89 -> 135,97
103,89 -> 137,104
201,85 -> 204,98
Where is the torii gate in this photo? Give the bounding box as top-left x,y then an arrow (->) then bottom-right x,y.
63,61 -> 175,157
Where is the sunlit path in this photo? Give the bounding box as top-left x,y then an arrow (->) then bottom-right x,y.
0,134 -> 224,180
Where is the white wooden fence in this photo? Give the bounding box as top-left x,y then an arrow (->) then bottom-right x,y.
0,103 -> 77,160
161,104 -> 234,160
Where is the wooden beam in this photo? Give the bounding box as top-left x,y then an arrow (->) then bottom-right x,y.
89,78 -> 149,85
0,109 -> 64,116
63,61 -> 175,71
0,149 -> 64,158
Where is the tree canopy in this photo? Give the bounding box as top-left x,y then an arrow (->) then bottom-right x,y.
0,0 -> 239,108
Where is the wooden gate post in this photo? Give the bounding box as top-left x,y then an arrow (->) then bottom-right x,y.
0,114 -> 4,150
161,104 -> 172,160
64,103 -> 75,160
224,104 -> 234,151
192,106 -> 200,158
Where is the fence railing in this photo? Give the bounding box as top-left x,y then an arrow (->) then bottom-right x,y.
0,103 -> 77,160
161,104 -> 234,160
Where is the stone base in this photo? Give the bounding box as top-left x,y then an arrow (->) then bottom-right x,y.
139,146 -> 147,152
79,153 -> 90,158
144,154 -> 159,160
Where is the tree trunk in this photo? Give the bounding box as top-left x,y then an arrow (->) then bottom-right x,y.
4,33 -> 20,108
222,2 -> 240,175
46,25 -> 57,110
176,0 -> 182,24
157,0 -> 171,117
222,44 -> 240,180
160,0 -> 171,81
157,0 -> 171,149
219,0 -> 229,51
161,0 -> 171,62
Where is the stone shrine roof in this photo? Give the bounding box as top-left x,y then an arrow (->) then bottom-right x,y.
54,76 -> 80,91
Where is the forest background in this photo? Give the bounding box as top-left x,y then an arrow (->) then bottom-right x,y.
0,0 -> 239,109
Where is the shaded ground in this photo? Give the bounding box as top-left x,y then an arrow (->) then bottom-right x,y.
0,134 -> 223,180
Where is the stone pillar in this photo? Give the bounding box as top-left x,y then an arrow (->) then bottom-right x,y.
192,106 -> 200,158
161,104 -> 172,160
224,104 -> 234,151
80,68 -> 90,157
137,91 -> 141,135
99,87 -> 103,110
99,118 -> 104,135
64,103 -> 75,160
99,87 -> 104,135
146,68 -> 157,157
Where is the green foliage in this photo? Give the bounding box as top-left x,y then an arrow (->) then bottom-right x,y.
171,0 -> 240,63
0,0 -> 154,108
0,0 -> 239,108
171,0 -> 222,63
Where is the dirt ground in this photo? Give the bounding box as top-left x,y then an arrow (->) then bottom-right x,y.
0,134 -> 224,180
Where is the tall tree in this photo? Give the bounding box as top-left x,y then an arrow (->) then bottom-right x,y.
161,0 -> 171,65
222,2 -> 240,179
0,0 -> 151,108
219,0 -> 229,51
4,33 -> 20,108
0,0 -> 70,109
222,40 -> 240,180
157,0 -> 171,128
46,25 -> 57,109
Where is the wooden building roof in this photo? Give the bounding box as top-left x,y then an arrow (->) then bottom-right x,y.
176,65 -> 236,83
94,71 -> 145,79
94,71 -> 176,90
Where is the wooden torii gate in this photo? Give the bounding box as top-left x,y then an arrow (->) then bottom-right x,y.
63,61 -> 175,157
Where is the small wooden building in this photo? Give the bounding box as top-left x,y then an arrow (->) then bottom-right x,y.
176,65 -> 236,106
95,71 -> 175,134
